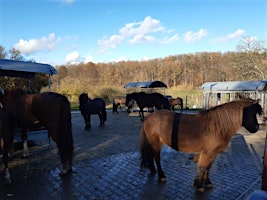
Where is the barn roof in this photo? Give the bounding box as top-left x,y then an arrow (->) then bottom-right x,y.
200,81 -> 267,91
124,81 -> 167,88
0,59 -> 57,78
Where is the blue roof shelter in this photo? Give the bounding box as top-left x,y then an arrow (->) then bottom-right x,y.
0,59 -> 57,91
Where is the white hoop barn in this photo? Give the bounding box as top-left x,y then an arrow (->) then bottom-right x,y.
200,80 -> 267,118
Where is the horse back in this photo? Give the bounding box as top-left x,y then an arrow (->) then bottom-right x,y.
31,92 -> 71,126
4,92 -> 38,127
92,98 -> 106,109
143,110 -> 207,152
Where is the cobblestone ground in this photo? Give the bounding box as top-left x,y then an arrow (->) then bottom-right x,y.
0,110 -> 266,200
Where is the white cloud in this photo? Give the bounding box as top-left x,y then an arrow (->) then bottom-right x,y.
65,51 -> 80,64
85,54 -> 93,63
183,29 -> 208,43
119,16 -> 164,37
98,16 -> 165,52
161,34 -> 180,44
98,34 -> 124,50
212,29 -> 246,43
129,35 -> 155,44
227,29 -> 245,39
13,33 -> 61,55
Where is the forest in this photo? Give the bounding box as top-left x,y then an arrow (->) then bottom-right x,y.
1,37 -> 267,105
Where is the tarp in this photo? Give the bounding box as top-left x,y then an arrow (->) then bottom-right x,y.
0,59 -> 57,78
124,81 -> 167,88
200,81 -> 267,91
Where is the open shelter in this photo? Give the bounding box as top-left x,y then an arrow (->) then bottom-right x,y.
0,59 -> 57,91
124,80 -> 168,95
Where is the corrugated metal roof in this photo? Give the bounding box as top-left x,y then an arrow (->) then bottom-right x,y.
124,81 -> 167,88
200,81 -> 267,91
0,59 -> 57,78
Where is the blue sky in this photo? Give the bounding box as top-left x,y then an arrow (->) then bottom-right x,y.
1,0 -> 266,66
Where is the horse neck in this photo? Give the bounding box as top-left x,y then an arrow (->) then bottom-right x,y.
199,106 -> 243,140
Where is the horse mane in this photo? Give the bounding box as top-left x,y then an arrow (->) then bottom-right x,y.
198,98 -> 256,140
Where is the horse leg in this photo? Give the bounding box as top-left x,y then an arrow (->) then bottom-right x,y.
2,127 -> 12,184
140,108 -> 144,121
112,102 -> 118,113
21,128 -> 29,157
194,152 -> 214,192
82,112 -> 90,129
154,150 -> 166,183
3,142 -> 11,184
87,114 -> 91,129
49,129 -> 73,176
203,163 -> 213,188
148,136 -> 166,182
98,113 -> 103,126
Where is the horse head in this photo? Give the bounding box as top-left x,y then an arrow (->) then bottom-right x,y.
125,93 -> 134,109
79,93 -> 88,102
242,99 -> 262,133
79,93 -> 90,109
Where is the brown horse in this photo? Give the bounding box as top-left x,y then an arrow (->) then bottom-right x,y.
140,97 -> 262,192
168,97 -> 183,111
0,88 -> 74,184
112,96 -> 126,113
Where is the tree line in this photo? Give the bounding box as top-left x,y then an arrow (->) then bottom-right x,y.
1,37 -> 266,103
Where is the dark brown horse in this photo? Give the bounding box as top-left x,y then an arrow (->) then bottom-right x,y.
140,97 -> 262,192
168,97 -> 183,111
126,92 -> 169,121
0,88 -> 74,184
79,93 -> 107,129
112,96 -> 126,113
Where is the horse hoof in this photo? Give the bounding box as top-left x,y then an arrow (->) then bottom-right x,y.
206,183 -> 213,189
204,178 -> 213,189
60,167 -> 73,176
22,153 -> 29,158
158,177 -> 167,183
196,187 -> 205,192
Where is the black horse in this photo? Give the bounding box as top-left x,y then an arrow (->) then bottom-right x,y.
79,93 -> 107,129
126,92 -> 169,121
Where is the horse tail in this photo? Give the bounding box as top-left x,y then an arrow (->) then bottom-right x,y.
59,96 -> 74,169
140,125 -> 155,172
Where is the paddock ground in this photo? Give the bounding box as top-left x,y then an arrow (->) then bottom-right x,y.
0,109 -> 266,200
